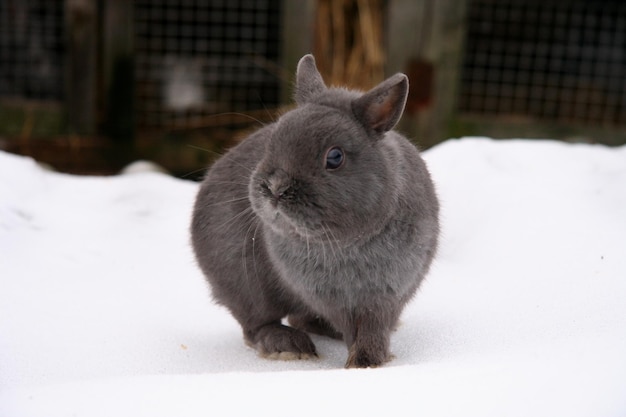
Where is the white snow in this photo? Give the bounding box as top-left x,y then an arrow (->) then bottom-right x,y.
1,137 -> 625,417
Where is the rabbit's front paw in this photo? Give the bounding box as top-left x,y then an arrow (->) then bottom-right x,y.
345,343 -> 390,368
249,323 -> 318,360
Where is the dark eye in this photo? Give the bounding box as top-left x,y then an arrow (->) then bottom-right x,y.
325,147 -> 345,170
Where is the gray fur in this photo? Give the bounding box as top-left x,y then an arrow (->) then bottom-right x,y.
294,55 -> 326,105
191,54 -> 440,368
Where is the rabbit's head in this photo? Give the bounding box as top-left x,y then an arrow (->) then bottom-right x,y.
249,55 -> 409,243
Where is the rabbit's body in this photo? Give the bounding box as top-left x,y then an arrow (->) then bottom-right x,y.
191,55 -> 439,367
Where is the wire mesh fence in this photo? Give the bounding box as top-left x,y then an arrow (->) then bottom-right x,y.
133,0 -> 283,129
0,0 -> 65,102
459,0 -> 626,126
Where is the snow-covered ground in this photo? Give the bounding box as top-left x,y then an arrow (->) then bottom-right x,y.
1,137 -> 625,417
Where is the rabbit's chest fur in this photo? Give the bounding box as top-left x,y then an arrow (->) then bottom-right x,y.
263,217 -> 424,311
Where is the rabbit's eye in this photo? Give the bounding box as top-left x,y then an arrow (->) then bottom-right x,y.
325,147 -> 344,170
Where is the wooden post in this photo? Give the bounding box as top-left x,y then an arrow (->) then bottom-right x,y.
281,0 -> 316,103
65,0 -> 97,135
101,0 -> 134,142
386,0 -> 468,148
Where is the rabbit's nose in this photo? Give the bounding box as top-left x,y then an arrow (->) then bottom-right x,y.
267,179 -> 290,201
264,169 -> 292,202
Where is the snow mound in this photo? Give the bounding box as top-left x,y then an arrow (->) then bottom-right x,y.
1,138 -> 625,417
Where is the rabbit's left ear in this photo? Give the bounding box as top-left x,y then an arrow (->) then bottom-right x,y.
352,74 -> 409,134
294,54 -> 326,105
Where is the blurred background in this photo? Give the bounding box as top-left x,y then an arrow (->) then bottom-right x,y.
1,0 -> 625,177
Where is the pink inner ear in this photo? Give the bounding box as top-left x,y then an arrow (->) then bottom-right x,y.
352,73 -> 408,133
365,86 -> 405,133
370,96 -> 395,131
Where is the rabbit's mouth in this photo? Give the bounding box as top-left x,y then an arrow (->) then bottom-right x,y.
250,173 -> 324,240
259,203 -> 316,240
252,190 -> 328,242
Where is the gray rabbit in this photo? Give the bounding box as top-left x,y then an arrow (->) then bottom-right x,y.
191,55 -> 439,368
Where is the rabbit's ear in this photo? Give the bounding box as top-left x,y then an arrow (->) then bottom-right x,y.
352,74 -> 408,134
295,54 -> 326,105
